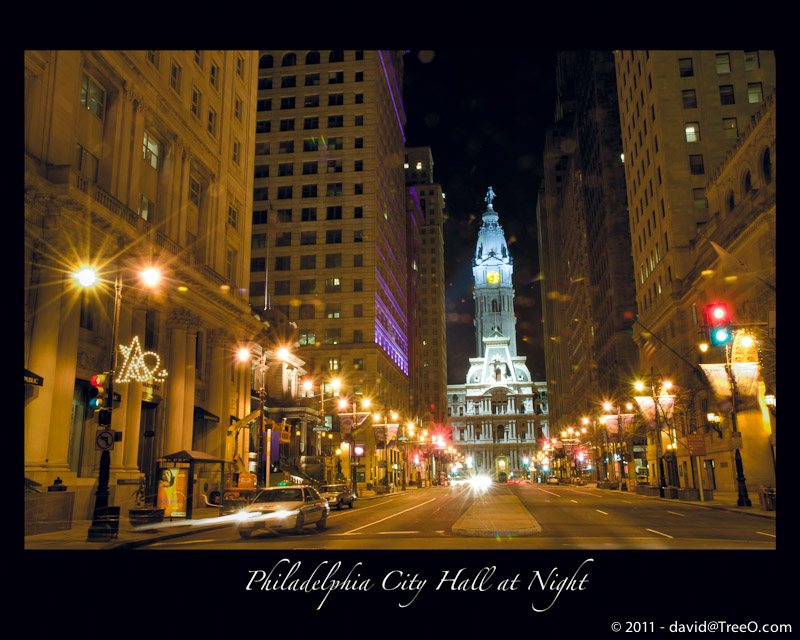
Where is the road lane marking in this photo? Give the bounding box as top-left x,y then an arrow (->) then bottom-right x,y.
538,488 -> 561,496
667,511 -> 687,517
646,528 -> 674,538
338,498 -> 438,535
571,500 -> 579,503
596,510 -> 609,515
756,531 -> 776,538
377,531 -> 419,534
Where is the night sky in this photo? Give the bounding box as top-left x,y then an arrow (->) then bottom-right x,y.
402,50 -> 557,384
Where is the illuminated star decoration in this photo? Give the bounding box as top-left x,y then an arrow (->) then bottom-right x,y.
117,336 -> 168,383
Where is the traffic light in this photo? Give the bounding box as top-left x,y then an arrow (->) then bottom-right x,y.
89,373 -> 108,410
705,303 -> 732,346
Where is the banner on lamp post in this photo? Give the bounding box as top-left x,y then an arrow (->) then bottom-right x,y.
731,362 -> 760,410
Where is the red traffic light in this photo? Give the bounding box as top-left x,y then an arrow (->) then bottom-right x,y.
705,303 -> 731,346
89,373 -> 108,409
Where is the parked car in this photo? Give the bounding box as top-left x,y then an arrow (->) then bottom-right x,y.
547,476 -> 560,485
318,483 -> 356,510
235,485 -> 329,539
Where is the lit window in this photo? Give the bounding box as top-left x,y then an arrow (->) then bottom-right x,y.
684,122 -> 700,143
715,53 -> 731,74
80,73 -> 105,119
143,131 -> 160,170
747,82 -> 763,104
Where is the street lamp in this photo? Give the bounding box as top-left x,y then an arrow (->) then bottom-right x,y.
77,264 -> 161,541
602,400 -> 635,491
634,373 -> 675,496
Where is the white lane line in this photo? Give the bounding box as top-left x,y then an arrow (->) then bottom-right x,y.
538,488 -> 561,497
377,531 -> 419,535
571,500 -> 579,504
596,510 -> 609,515
338,498 -> 438,535
646,528 -> 674,538
667,511 -> 687,517
756,531 -> 776,538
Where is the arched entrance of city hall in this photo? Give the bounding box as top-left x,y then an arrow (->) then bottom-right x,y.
495,456 -> 509,482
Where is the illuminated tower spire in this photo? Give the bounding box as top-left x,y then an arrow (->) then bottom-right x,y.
472,187 -> 517,357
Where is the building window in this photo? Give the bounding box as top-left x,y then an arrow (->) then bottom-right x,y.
723,117 -> 738,139
278,163 -> 293,176
354,115 -> 364,126
170,61 -> 181,94
274,256 -> 291,271
279,141 -> 294,154
354,254 -> 363,267
302,161 -> 318,175
228,202 -> 238,229
325,254 -> 342,268
80,73 -> 106,119
253,188 -> 270,203
353,358 -> 363,370
355,93 -> 364,104
302,184 -> 317,198
324,329 -> 341,344
250,281 -> 265,298
274,280 -> 290,295
328,71 -> 344,84
304,117 -> 319,130
303,138 -> 318,152
236,53 -> 244,77
301,207 -> 317,221
210,61 -> 219,89
326,206 -> 342,220
327,137 -> 343,150
685,122 -> 700,143
252,233 -> 267,248
282,52 -> 297,67
325,304 -> 341,319
148,50 -> 160,68
281,75 -> 296,88
682,89 -> 697,109
277,186 -> 293,199
226,248 -> 237,282
255,142 -> 269,156
191,87 -> 201,118
280,118 -> 295,131
257,99 -> 272,111
353,303 -> 363,317
326,229 -> 342,244
325,278 -> 342,293
354,160 -> 363,172
299,279 -> 316,294
678,57 -> 694,76
277,209 -> 292,222
75,143 -> 99,181
326,183 -> 343,197
329,50 -> 344,63
747,82 -> 763,103
299,305 -> 315,320
138,193 -> 153,221
354,137 -> 363,149
259,54 -> 273,69
355,71 -> 364,82
251,257 -> 266,272
328,93 -> 344,106
692,188 -> 707,209
353,329 -> 363,343
304,95 -> 320,108
300,231 -> 316,245
353,279 -> 363,292
744,51 -> 760,71
354,230 -> 364,242
280,97 -> 295,109
354,183 -> 363,195
258,77 -> 272,90
232,138 -> 240,165
234,96 -> 242,121
328,115 -> 344,128
305,73 -> 320,86
689,154 -> 704,175
207,108 -> 217,136
715,53 -> 731,74
327,159 -> 343,173
189,177 -> 201,205
299,330 -> 316,345
719,85 -> 735,105
275,232 -> 291,247
300,254 -> 316,269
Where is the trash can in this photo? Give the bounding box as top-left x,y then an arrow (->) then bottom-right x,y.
759,485 -> 776,511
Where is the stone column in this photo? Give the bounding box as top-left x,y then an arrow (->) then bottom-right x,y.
122,305 -> 146,471
206,329 -> 228,460
181,313 -> 203,451
24,255 -> 63,475
44,263 -> 82,477
164,309 -> 189,455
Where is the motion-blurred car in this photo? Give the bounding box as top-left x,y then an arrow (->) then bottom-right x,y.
235,485 -> 328,539
318,483 -> 356,509
547,476 -> 560,485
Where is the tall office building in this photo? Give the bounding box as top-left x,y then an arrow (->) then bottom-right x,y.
24,50 -> 266,523
404,147 -> 447,426
615,50 -> 775,492
249,50 -> 410,489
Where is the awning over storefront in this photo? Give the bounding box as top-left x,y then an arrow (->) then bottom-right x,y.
193,407 -> 220,422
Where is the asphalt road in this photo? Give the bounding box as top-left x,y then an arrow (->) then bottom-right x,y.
139,483 -> 776,550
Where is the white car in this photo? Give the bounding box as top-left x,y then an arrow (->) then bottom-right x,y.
318,483 -> 356,509
547,476 -> 560,485
236,485 -> 329,539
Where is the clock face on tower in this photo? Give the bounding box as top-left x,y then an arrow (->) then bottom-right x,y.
486,270 -> 500,284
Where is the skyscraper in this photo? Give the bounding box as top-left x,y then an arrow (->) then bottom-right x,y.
249,50 -> 411,489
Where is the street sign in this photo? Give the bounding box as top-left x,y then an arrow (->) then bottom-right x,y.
95,429 -> 115,451
687,434 -> 706,456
